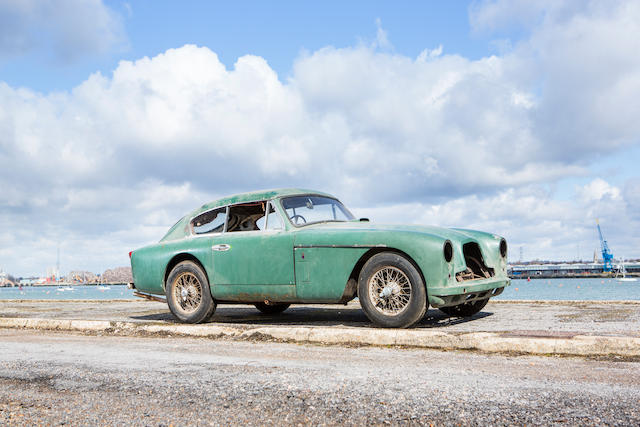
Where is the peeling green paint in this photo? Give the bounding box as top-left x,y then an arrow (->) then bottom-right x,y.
131,189 -> 511,307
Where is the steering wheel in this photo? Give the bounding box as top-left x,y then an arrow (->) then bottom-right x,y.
290,214 -> 307,225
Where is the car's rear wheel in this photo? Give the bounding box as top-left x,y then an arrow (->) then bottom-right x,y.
254,302 -> 290,314
438,298 -> 489,317
358,252 -> 427,328
166,261 -> 216,323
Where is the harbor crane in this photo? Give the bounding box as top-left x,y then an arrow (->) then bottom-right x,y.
596,219 -> 614,272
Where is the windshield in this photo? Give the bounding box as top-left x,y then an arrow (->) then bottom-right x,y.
281,195 -> 355,226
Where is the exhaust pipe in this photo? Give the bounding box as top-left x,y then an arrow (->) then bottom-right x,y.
133,291 -> 166,303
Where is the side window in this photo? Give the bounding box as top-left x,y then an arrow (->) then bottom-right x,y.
227,201 -> 267,232
191,207 -> 226,234
266,203 -> 283,230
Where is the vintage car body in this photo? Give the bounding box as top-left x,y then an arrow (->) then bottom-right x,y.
130,188 -> 510,327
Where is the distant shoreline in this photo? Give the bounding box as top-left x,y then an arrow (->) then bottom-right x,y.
0,282 -> 130,288
510,273 -> 639,279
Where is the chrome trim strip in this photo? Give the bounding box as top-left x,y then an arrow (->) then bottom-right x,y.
264,200 -> 286,231
293,244 -> 387,249
223,205 -> 230,233
265,200 -> 270,230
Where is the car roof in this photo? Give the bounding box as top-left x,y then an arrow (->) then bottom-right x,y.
159,188 -> 336,242
195,188 -> 335,215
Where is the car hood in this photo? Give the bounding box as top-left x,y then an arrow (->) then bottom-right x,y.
295,221 -> 500,243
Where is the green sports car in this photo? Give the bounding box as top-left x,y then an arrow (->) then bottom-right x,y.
130,188 -> 510,328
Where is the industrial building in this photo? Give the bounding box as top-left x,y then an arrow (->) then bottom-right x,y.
509,261 -> 640,278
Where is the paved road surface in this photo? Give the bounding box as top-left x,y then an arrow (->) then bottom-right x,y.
1,329 -> 638,426
1,300 -> 639,336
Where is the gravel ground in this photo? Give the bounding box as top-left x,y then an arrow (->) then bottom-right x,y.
1,329 -> 639,426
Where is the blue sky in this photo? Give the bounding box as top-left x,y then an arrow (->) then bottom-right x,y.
3,1 -> 496,92
1,0 -> 640,276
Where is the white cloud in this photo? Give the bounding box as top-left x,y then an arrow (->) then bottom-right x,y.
374,18 -> 392,50
355,180 -> 638,262
469,0 -> 555,34
2,1 -> 640,275
576,178 -> 622,203
499,0 -> 640,159
417,45 -> 443,61
0,0 -> 126,62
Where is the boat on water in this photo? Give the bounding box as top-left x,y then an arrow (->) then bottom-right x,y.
97,285 -> 111,290
616,259 -> 637,282
56,286 -> 75,291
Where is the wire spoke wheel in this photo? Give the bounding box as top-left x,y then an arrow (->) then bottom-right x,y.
368,266 -> 412,316
358,253 -> 427,328
173,271 -> 203,314
166,261 -> 215,324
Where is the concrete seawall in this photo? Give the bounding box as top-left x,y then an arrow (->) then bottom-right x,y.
1,299 -> 638,357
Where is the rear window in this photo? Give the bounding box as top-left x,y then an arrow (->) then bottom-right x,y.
191,207 -> 227,234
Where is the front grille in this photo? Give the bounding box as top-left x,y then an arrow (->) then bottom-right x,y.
456,242 -> 495,282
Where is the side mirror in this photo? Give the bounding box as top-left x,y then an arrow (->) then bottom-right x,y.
359,218 -> 370,222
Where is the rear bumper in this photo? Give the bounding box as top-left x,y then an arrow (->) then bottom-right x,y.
428,278 -> 510,308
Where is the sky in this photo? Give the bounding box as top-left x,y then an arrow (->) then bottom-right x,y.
1,0 -> 640,276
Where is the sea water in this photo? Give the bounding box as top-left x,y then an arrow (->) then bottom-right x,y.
0,284 -> 136,300
496,277 -> 639,301
0,278 -> 637,301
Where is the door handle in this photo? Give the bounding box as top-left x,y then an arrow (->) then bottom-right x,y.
212,244 -> 230,252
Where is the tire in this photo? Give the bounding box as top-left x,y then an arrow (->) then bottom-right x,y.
358,252 -> 427,328
254,302 -> 290,314
438,298 -> 489,317
166,261 -> 216,323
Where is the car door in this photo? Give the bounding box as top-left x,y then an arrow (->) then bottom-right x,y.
187,206 -> 228,286
211,200 -> 296,301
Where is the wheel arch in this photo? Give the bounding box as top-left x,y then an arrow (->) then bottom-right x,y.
164,253 -> 210,291
348,247 -> 428,296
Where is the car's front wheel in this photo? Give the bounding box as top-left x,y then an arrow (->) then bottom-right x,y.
166,261 -> 216,323
358,252 -> 427,328
438,298 -> 489,317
